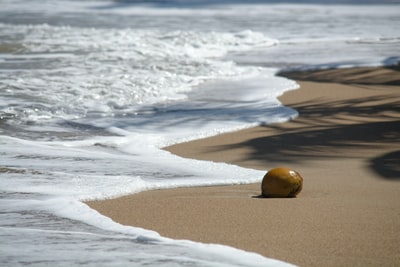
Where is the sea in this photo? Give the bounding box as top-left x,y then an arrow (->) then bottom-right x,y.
0,0 -> 399,266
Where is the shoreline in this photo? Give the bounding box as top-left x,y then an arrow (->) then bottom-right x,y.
86,66 -> 400,266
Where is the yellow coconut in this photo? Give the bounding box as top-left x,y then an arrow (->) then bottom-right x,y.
261,167 -> 303,198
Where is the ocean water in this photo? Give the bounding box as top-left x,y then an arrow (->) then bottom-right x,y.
0,0 -> 399,266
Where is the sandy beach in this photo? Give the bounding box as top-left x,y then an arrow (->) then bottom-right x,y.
86,66 -> 400,266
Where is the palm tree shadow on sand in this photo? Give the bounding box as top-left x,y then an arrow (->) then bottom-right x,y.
204,66 -> 400,180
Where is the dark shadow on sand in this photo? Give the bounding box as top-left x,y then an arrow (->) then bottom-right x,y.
252,194 -> 298,199
279,64 -> 400,85
217,120 -> 400,164
370,151 -> 400,180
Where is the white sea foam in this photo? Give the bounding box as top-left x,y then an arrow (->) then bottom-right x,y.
0,23 -> 278,124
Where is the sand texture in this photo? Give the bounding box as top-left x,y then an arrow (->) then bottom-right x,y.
86,66 -> 400,267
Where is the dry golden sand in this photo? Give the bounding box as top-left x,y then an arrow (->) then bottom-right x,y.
86,66 -> 400,267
